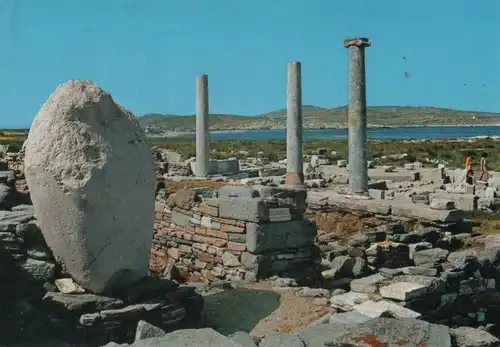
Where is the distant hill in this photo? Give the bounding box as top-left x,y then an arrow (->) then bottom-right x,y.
137,106 -> 500,131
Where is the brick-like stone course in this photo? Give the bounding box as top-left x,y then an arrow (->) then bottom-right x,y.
151,186 -> 321,283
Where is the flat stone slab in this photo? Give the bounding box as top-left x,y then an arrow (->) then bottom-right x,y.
330,291 -> 370,311
218,197 -> 270,222
430,191 -> 478,212
379,282 -> 428,301
308,191 -> 464,222
293,323 -> 352,347
259,334 -> 305,347
218,186 -> 259,198
321,317 -> 451,346
111,328 -> 243,347
308,192 -> 391,215
228,331 -> 259,347
353,300 -> 421,319
42,292 -> 124,313
391,202 -> 463,222
350,273 -> 387,294
0,210 -> 35,224
389,274 -> 446,294
450,326 -> 500,347
328,311 -> 372,325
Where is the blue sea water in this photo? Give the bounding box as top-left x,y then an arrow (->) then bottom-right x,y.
155,126 -> 500,142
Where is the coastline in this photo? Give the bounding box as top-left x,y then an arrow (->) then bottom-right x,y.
147,123 -> 500,139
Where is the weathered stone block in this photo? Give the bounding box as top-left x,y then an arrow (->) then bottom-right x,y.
221,223 -> 245,233
421,168 -> 444,183
312,192 -> 391,215
379,282 -> 428,301
353,300 -> 421,319
254,185 -> 307,214
245,220 -> 316,253
391,202 -> 463,222
412,193 -> 430,205
328,311 -> 372,325
172,210 -> 191,228
430,198 -> 455,210
227,241 -> 246,252
199,203 -> 219,217
219,198 -> 270,222
24,80 -> 156,293
218,186 -> 259,198
227,233 -> 246,243
369,189 -> 385,200
413,248 -> 449,267
450,326 -> 499,347
350,273 -> 386,294
202,198 -> 219,208
329,291 -> 370,311
430,192 -> 478,212
268,207 -> 292,222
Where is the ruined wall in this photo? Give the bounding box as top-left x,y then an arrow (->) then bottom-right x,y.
0,201 -> 203,345
1,164 -> 203,345
151,186 -> 322,284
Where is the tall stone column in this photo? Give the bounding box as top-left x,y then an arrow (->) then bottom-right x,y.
195,74 -> 209,178
285,62 -> 304,186
344,38 -> 370,196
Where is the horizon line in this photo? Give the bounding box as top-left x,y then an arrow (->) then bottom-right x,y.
140,104 -> 500,118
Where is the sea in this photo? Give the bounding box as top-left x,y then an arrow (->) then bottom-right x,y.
154,125 -> 500,142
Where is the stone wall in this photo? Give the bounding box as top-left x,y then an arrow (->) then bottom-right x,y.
151,186 -> 322,284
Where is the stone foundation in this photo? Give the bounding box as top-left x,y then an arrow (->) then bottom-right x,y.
189,158 -> 240,176
151,185 -> 322,284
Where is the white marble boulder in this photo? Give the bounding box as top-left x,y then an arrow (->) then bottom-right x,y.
24,80 -> 156,294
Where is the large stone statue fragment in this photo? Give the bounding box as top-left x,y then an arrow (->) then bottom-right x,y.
24,80 -> 156,293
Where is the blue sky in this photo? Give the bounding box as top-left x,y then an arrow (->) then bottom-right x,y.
0,0 -> 498,128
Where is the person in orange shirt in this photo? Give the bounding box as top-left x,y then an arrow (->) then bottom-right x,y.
465,152 -> 473,184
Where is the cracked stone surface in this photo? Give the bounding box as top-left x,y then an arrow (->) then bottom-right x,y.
24,80 -> 156,294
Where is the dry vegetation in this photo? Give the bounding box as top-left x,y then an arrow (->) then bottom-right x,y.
154,137 -> 500,170
1,130 -> 499,240
311,211 -> 385,237
0,129 -> 28,150
163,179 -> 242,194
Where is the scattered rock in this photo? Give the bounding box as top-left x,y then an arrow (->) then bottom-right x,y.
134,320 -> 166,341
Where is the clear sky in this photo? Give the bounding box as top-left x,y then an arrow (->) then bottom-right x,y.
0,0 -> 498,128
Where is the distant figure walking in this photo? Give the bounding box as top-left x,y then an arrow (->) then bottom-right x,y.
479,152 -> 489,182
465,152 -> 473,184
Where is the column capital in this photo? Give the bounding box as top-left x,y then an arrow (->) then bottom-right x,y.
344,37 -> 371,48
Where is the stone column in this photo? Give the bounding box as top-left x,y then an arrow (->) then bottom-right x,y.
285,62 -> 304,186
195,74 -> 209,177
344,38 -> 371,196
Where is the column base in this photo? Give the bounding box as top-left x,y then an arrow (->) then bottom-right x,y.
285,172 -> 304,186
345,192 -> 372,200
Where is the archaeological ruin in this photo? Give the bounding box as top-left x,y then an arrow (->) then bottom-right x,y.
1,37 -> 500,346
